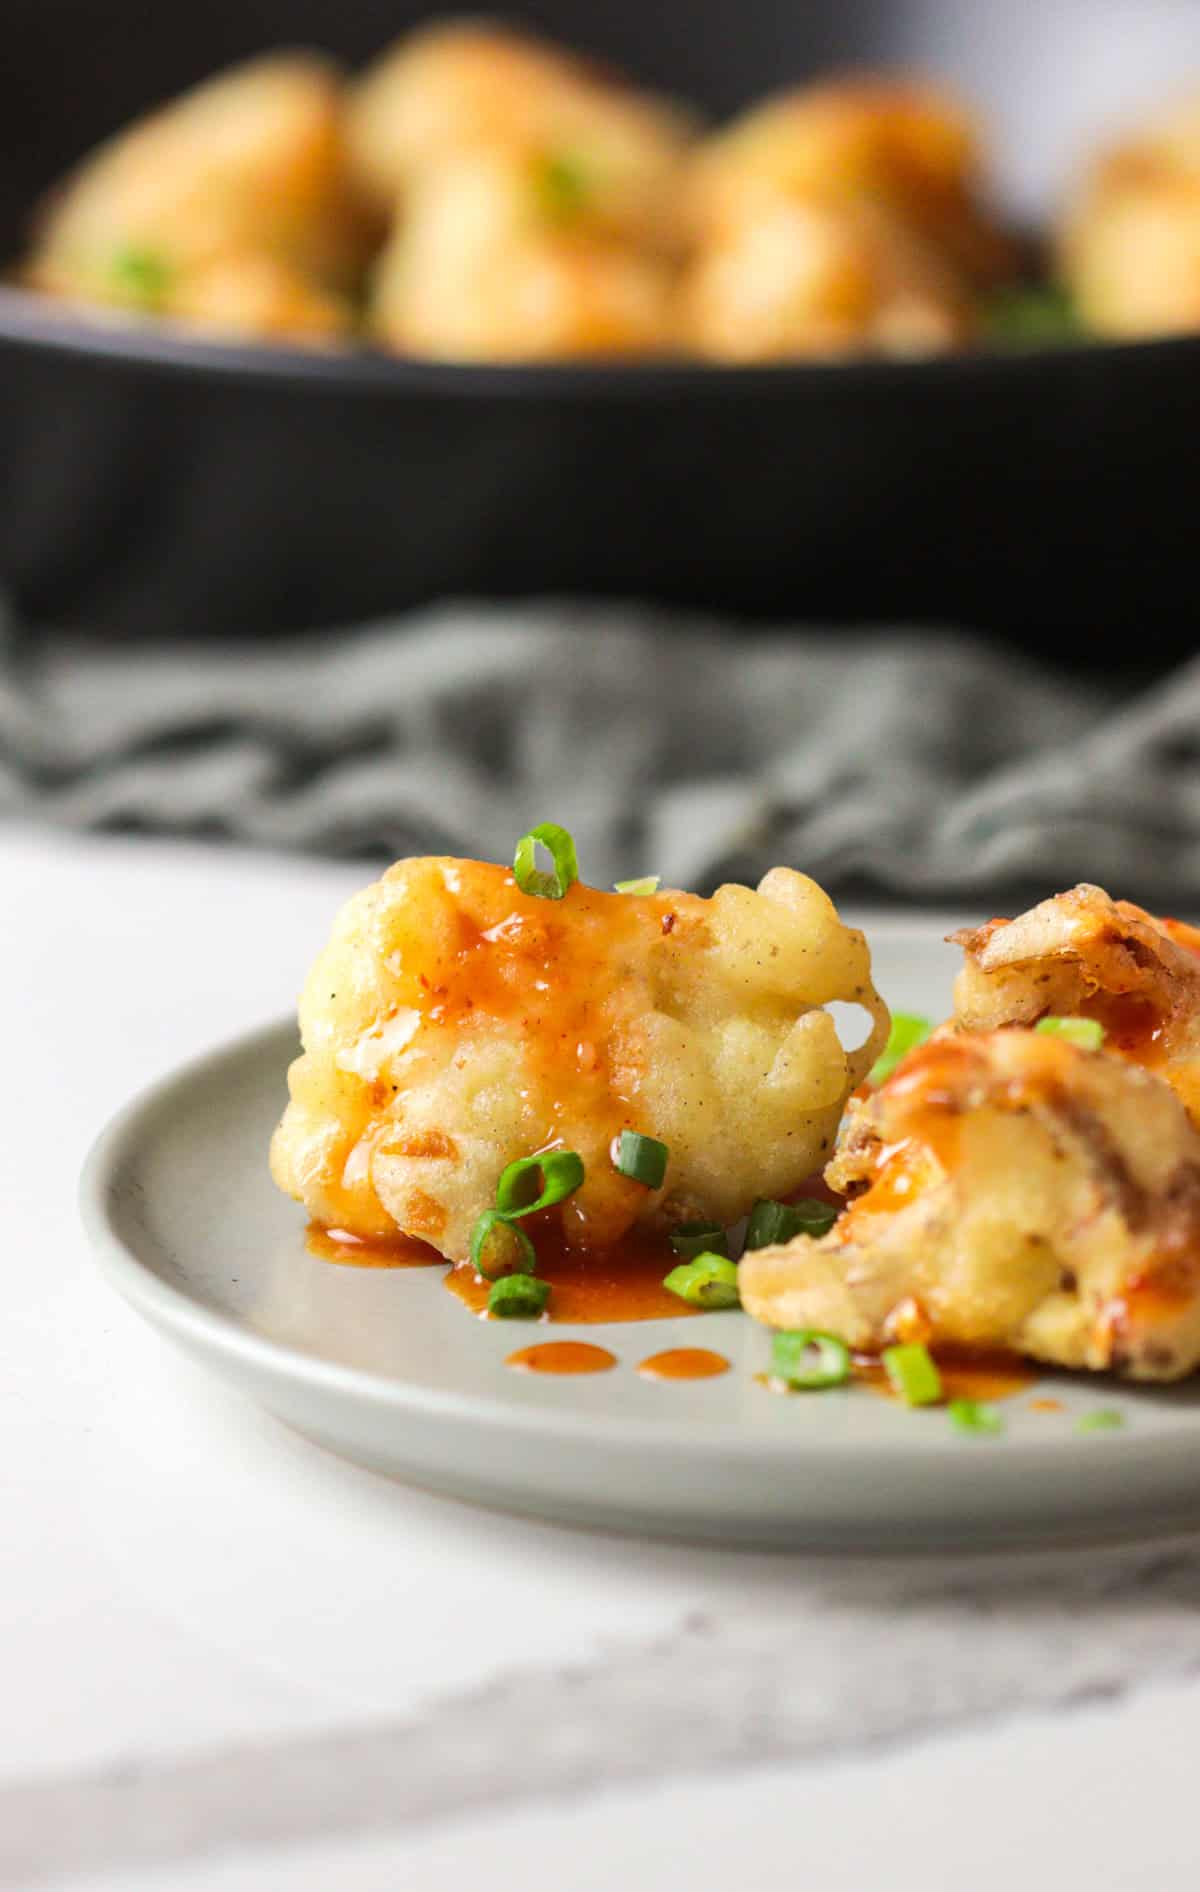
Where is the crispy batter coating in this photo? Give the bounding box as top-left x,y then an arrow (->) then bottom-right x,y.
270,857 -> 888,1263
740,1029 -> 1200,1380
25,54 -> 370,339
1060,93 -> 1200,338
951,883 -> 1200,1122
347,19 -> 695,252
680,78 -> 1010,360
368,148 -> 676,359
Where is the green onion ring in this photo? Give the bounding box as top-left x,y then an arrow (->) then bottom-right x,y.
495,1151 -> 585,1219
882,1343 -> 943,1408
1034,1015 -> 1106,1050
611,1130 -> 669,1189
469,1209 -> 537,1281
488,1274 -> 552,1319
663,1253 -> 741,1309
512,823 -> 579,900
613,876 -> 661,895
744,1197 -> 838,1250
770,1329 -> 851,1390
869,1012 -> 934,1085
669,1221 -> 729,1260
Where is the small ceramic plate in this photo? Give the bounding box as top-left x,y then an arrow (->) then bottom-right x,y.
81,918 -> 1200,1551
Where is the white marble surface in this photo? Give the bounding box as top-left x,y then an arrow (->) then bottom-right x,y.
5,824 -> 1200,1890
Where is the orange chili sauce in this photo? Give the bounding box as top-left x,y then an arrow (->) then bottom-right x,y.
445,1226 -> 695,1323
306,1223 -> 442,1268
638,1348 -> 730,1381
856,1348 -> 1036,1403
506,1341 -> 617,1374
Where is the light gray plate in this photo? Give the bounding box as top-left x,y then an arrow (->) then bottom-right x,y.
81,919 -> 1200,1551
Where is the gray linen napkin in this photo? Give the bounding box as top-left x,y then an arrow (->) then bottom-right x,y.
0,596 -> 1196,898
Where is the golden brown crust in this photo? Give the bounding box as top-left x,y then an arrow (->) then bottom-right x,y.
741,1029 -> 1200,1379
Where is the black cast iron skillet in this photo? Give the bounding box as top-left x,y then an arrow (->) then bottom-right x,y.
1,0 -> 1197,655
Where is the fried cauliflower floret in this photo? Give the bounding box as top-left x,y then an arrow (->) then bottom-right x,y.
1060,93 -> 1200,339
740,1030 -> 1200,1380
25,54 -> 371,336
679,77 -> 1011,360
270,857 -> 888,1263
951,884 -> 1200,1122
369,148 -> 676,360
347,19 -> 695,253
679,189 -> 973,361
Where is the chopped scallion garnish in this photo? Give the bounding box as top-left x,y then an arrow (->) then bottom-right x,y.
469,1209 -> 536,1281
614,876 -> 661,895
744,1197 -> 838,1250
512,823 -> 579,900
1076,1408 -> 1125,1433
948,1398 -> 1003,1436
669,1221 -> 728,1260
611,1130 -> 669,1189
495,1151 -> 585,1219
882,1343 -> 943,1407
770,1330 -> 851,1390
1034,1015 -> 1105,1050
663,1253 -> 741,1309
488,1274 -> 551,1319
533,150 -> 592,221
110,245 -> 172,310
870,1013 -> 933,1085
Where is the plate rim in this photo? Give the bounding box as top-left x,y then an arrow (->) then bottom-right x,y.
79,1001 -> 1200,1479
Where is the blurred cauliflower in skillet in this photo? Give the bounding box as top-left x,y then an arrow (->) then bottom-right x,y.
270,856 -> 888,1263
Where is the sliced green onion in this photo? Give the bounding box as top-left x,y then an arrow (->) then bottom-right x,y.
495,1151 -> 585,1219
1035,1015 -> 1105,1050
949,1398 -> 1003,1436
985,283 -> 1082,349
614,876 -> 661,895
870,1013 -> 933,1085
669,1221 -> 729,1260
512,823 -> 579,900
469,1209 -> 536,1281
770,1329 -> 851,1390
882,1343 -> 943,1407
744,1197 -> 838,1250
1077,1408 -> 1125,1434
488,1274 -> 551,1319
110,245 -> 172,309
663,1253 -> 741,1309
611,1130 -> 668,1189
533,149 -> 592,221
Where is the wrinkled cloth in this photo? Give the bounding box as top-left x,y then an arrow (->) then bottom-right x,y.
1,597 -> 1196,899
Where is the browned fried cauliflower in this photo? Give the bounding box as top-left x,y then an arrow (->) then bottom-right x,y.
25,54 -> 370,341
739,1028 -> 1200,1380
951,884 -> 1200,1122
270,856 -> 888,1263
679,78 -> 1011,361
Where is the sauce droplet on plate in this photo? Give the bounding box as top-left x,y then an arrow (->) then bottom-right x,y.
505,1341 -> 617,1374
307,1223 -> 441,1268
638,1348 -> 730,1381
1028,1396 -> 1064,1413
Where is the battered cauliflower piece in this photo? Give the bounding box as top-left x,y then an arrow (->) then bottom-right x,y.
680,190 -> 973,362
740,1030 -> 1200,1380
1060,93 -> 1200,338
951,884 -> 1200,1123
347,19 -> 695,254
25,54 -> 370,338
680,77 -> 1011,360
270,857 -> 888,1263
368,148 -> 676,360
